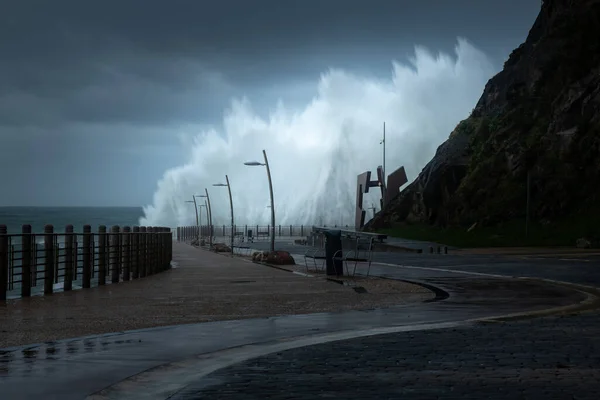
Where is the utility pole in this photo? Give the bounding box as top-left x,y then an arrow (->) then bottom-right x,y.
526,170 -> 531,238
380,122 -> 386,206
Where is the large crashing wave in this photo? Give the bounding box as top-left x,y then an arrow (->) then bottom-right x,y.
140,39 -> 495,228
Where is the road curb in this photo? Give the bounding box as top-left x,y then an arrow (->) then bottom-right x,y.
374,262 -> 600,321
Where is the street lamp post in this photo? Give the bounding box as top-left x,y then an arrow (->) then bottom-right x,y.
213,175 -> 234,255
197,203 -> 206,236
244,149 -> 275,252
185,196 -> 199,242
201,200 -> 209,238
197,189 -> 213,248
380,121 -> 386,207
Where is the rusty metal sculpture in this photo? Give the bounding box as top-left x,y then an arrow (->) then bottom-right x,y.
355,165 -> 408,230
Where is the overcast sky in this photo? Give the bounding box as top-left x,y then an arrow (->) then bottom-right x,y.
0,0 -> 541,206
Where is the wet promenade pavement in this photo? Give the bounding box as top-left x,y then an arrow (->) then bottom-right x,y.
1,241 -> 600,399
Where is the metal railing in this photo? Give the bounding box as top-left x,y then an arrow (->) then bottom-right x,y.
176,224 -> 352,242
0,224 -> 173,301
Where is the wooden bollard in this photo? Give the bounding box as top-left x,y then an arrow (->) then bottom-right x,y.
444,246 -> 448,254
145,226 -> 152,275
20,225 -> 32,297
429,246 -> 434,254
161,227 -> 166,267
437,246 -> 441,254
132,226 -> 139,279
122,226 -> 131,281
167,228 -> 173,269
98,225 -> 107,286
82,225 -> 92,289
156,227 -> 163,271
158,227 -> 163,271
154,226 -> 161,273
164,227 -> 170,270
139,226 -> 147,278
159,227 -> 165,271
64,225 -> 74,291
0,225 -> 8,301
155,226 -> 161,273
110,226 -> 120,283
147,227 -> 154,275
44,224 -> 55,295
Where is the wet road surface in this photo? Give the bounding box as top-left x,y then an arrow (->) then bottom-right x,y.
175,312 -> 600,400
1,242 -> 599,399
251,240 -> 600,287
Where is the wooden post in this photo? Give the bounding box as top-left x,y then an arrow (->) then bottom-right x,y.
152,227 -> 158,274
98,225 -> 107,286
0,225 -> 8,301
82,225 -> 92,288
132,226 -> 139,279
44,224 -> 54,295
163,227 -> 169,270
155,227 -> 162,271
20,225 -> 32,297
145,227 -> 152,275
154,226 -> 163,272
139,226 -> 147,278
110,225 -> 120,283
158,227 -> 165,271
122,226 -> 131,281
167,228 -> 172,268
156,226 -> 163,272
64,225 -> 74,291
156,227 -> 162,272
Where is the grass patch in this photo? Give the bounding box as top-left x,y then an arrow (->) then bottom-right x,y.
378,212 -> 600,248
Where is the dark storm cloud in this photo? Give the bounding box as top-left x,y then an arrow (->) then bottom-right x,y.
0,0 -> 542,206
1,0 -> 542,128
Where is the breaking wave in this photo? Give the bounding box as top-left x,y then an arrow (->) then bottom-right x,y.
140,38 -> 495,228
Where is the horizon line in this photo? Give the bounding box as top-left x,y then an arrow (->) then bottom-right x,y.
0,206 -> 144,209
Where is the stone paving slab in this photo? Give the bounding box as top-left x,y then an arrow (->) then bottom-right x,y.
0,242 -> 432,348
173,312 -> 600,400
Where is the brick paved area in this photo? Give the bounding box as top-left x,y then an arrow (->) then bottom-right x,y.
175,312 -> 600,400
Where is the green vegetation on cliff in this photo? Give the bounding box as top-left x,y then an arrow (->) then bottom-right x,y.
381,206 -> 600,248
367,0 -> 600,247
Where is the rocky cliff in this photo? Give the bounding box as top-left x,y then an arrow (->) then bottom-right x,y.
367,0 -> 600,235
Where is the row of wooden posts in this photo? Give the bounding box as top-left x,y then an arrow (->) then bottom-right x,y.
176,224 -> 335,241
0,224 -> 173,301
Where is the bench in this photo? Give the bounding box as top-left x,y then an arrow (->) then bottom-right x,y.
233,233 -> 252,256
333,234 -> 375,277
303,233 -> 326,272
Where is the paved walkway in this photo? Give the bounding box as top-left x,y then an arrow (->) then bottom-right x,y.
179,312 -> 600,399
0,242 -> 430,348
1,241 -> 599,399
